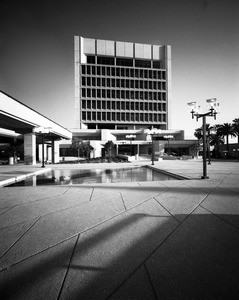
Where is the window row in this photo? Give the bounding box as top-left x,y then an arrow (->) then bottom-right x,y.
81,65 -> 166,79
81,89 -> 166,101
82,111 -> 166,123
81,77 -> 166,90
86,56 -> 162,69
82,100 -> 166,111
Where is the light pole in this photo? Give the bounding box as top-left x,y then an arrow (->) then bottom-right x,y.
125,135 -> 136,156
145,129 -> 162,165
187,98 -> 220,179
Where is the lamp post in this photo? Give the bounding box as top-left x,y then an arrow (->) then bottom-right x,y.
125,134 -> 136,156
145,129 -> 162,165
187,98 -> 220,179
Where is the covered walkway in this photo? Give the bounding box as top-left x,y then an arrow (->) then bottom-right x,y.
0,90 -> 72,165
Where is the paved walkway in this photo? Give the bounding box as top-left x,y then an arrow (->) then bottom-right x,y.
0,160 -> 239,299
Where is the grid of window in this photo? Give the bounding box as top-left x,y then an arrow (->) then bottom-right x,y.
79,59 -> 167,124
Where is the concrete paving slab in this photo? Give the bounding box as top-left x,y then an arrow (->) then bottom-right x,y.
0,195 -> 125,271
146,206 -> 239,299
201,188 -> 239,228
154,184 -> 207,222
120,185 -> 169,210
0,188 -> 93,228
108,264 -> 156,300
217,174 -> 239,194
183,179 -> 222,194
0,236 -> 77,300
0,186 -> 68,209
59,199 -> 177,299
0,218 -> 39,258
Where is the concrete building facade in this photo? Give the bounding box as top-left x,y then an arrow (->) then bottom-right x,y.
74,36 -> 172,130
70,37 -> 196,160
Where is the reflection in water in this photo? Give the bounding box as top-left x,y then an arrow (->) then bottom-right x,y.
8,167 -> 175,187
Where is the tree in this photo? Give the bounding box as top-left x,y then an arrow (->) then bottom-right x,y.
104,140 -> 115,159
194,128 -> 203,157
219,123 -> 236,158
70,137 -> 85,162
210,124 -> 224,158
232,118 -> 239,145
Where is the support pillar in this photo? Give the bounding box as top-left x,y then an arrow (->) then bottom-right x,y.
24,133 -> 36,165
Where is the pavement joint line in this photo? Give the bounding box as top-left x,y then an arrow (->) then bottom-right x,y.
0,205 -> 17,216
0,195 -> 170,270
62,187 -> 70,195
119,192 -> 127,211
89,187 -> 94,201
143,262 -> 158,300
199,204 -> 239,230
57,234 -> 80,300
0,217 -> 41,261
153,197 -> 180,224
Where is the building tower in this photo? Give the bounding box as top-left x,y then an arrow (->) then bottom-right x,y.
74,36 -> 172,131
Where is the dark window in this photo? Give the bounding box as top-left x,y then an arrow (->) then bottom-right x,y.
92,66 -> 96,75
102,78 -> 105,87
97,112 -> 101,120
107,112 -> 111,120
81,65 -> 86,74
102,112 -> 106,121
135,59 -> 151,68
112,101 -> 115,109
87,77 -> 91,86
107,90 -> 111,98
81,77 -> 86,86
87,56 -> 95,64
131,102 -> 134,110
116,58 -> 133,66
112,90 -> 115,98
121,68 -> 125,77
117,113 -> 121,121
92,100 -> 96,109
126,102 -> 130,110
97,56 -> 114,65
111,68 -> 115,76
87,112 -> 91,120
92,78 -> 96,86
92,89 -> 96,98
87,89 -> 91,97
107,101 -> 111,109
82,88 -> 86,97
140,102 -> 144,110
87,66 -> 91,75
117,102 -> 120,110
121,102 -> 125,110
92,112 -> 96,120
87,100 -> 91,109
82,100 -> 86,109
153,61 -> 161,69
102,100 -> 106,109
82,111 -> 86,120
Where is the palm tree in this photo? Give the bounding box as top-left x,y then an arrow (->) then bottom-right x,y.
194,128 -> 203,157
210,124 -> 224,158
232,118 -> 239,145
219,123 -> 236,158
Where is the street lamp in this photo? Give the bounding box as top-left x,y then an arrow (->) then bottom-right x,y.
33,127 -> 51,168
145,128 -> 162,165
187,98 -> 220,179
125,134 -> 136,156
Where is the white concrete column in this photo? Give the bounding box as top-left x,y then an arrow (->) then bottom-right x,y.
38,144 -> 47,162
24,133 -> 36,165
53,141 -> 60,163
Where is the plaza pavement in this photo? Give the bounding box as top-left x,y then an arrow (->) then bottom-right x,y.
0,159 -> 239,299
